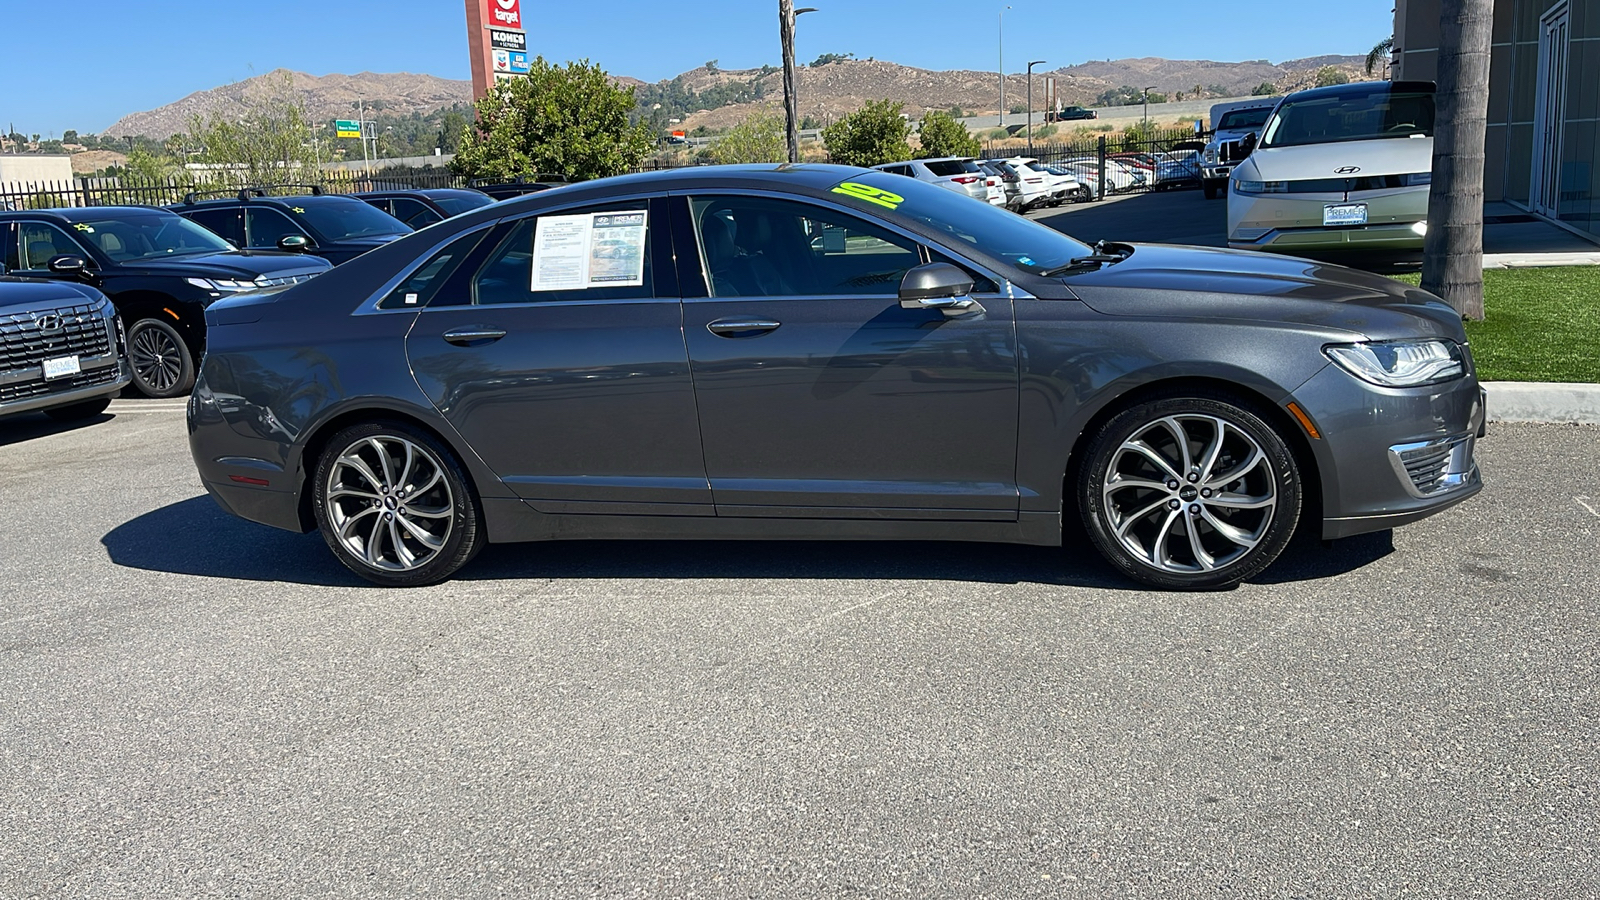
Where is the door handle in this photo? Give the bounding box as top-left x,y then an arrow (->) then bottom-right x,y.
442,327 -> 507,346
707,318 -> 781,338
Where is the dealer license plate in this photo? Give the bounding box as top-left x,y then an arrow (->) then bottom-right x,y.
1323,203 -> 1368,227
42,355 -> 81,380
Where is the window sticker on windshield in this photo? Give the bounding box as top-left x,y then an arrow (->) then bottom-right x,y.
530,211 -> 647,291
290,207 -> 306,214
74,223 -> 94,233
832,182 -> 904,209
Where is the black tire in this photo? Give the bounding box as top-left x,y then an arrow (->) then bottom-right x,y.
1202,182 -> 1221,200
127,317 -> 195,398
43,396 -> 112,421
312,421 -> 484,587
1077,394 -> 1301,590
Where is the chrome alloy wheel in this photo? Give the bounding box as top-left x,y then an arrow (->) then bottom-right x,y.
324,435 -> 455,572
130,323 -> 184,393
1101,414 -> 1277,574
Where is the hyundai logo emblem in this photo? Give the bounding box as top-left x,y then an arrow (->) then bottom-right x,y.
32,313 -> 62,333
1334,166 -> 1361,175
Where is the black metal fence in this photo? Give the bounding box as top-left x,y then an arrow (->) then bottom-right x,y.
981,127 -> 1209,199
0,169 -> 472,211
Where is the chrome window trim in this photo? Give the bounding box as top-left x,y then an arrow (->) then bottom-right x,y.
670,187 -> 1014,300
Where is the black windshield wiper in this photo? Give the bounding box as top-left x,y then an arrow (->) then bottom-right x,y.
1041,241 -> 1129,276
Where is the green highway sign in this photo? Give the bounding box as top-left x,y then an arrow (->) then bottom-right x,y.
335,119 -> 361,138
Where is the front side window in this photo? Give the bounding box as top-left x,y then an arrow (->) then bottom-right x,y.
17,222 -> 86,270
245,208 -> 306,248
1260,87 -> 1435,148
690,195 -> 924,299
473,204 -> 653,305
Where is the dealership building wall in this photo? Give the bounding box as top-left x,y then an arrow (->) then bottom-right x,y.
1394,0 -> 1599,243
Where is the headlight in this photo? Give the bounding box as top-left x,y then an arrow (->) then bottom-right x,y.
1325,339 -> 1465,387
184,277 -> 259,293
1234,180 -> 1288,194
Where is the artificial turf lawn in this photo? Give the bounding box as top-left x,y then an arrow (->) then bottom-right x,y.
1394,266 -> 1600,382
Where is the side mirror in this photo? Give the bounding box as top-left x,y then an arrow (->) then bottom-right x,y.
1239,132 -> 1259,156
277,234 -> 311,252
48,255 -> 88,277
899,262 -> 982,318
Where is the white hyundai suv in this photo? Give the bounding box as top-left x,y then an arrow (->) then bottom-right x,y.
1227,81 -> 1436,254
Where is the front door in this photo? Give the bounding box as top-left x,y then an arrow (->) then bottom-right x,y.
405,198 -> 712,516
677,193 -> 1020,519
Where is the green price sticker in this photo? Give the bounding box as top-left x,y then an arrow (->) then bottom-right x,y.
831,182 -> 904,209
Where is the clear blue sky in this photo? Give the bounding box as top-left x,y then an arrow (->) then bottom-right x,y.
0,0 -> 1393,136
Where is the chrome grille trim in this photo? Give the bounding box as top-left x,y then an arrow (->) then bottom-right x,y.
0,300 -> 113,375
1388,434 -> 1477,499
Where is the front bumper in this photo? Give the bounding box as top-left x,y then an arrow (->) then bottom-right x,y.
0,358 -> 129,418
1291,365 -> 1485,540
1229,183 -> 1428,251
1286,360 -> 1484,534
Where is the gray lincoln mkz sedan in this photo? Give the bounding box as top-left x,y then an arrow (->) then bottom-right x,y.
187,164 -> 1482,590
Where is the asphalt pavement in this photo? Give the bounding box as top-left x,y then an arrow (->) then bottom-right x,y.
1,401 -> 1597,898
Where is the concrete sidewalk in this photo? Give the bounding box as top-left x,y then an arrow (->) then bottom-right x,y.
1485,382 -> 1600,424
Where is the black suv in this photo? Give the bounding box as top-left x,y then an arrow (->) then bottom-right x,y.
169,186 -> 412,267
0,268 -> 130,422
0,206 -> 330,397
351,188 -> 495,229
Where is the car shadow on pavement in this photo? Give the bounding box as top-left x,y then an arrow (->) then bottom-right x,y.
103,497 -> 1395,590
0,411 -> 115,448
102,495 -> 366,587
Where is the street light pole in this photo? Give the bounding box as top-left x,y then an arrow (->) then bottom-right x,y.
998,5 -> 1011,128
1026,60 -> 1046,155
780,2 -> 818,164
1142,85 -> 1156,131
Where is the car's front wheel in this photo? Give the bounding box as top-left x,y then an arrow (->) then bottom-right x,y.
127,317 -> 195,398
312,422 -> 484,587
1077,395 -> 1301,590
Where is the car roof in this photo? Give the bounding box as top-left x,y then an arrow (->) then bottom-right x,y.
176,193 -> 366,209
1281,79 -> 1436,103
0,205 -> 174,222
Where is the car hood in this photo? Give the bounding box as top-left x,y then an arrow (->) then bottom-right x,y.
1063,243 -> 1465,341
122,251 -> 331,280
0,277 -> 106,311
1239,136 -> 1434,181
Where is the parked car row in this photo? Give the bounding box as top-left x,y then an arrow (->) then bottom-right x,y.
0,182 -> 517,400
870,156 -> 1090,213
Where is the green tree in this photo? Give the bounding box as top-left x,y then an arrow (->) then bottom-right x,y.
451,57 -> 654,182
62,129 -> 79,144
1315,66 -> 1350,87
711,110 -> 785,164
1252,82 -> 1278,96
821,99 -> 912,167
185,71 -> 316,185
916,110 -> 980,158
1366,36 -> 1394,76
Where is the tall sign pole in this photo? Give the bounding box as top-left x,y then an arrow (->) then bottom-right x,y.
779,3 -> 815,163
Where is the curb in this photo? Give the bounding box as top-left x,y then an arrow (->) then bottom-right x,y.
1484,381 -> 1600,424
1481,251 -> 1600,268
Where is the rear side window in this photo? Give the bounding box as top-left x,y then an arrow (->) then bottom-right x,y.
379,229 -> 488,310
473,204 -> 654,305
390,198 -> 443,229
924,160 -> 978,177
183,208 -> 243,246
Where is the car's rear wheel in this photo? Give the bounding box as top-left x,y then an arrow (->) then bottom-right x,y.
127,317 -> 195,398
312,422 -> 484,587
43,396 -> 111,421
1077,395 -> 1301,590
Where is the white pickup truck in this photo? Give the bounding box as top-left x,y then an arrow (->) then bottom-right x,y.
1199,98 -> 1280,199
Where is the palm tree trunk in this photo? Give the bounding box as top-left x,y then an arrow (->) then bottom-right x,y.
1421,0 -> 1494,321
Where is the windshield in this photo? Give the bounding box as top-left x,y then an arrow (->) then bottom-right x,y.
1260,87 -> 1435,148
68,211 -> 233,261
432,192 -> 496,216
832,173 -> 1093,276
1217,107 -> 1273,131
291,198 -> 409,241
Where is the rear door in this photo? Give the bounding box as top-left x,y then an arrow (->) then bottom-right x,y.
405,196 -> 712,515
